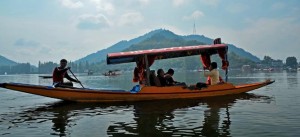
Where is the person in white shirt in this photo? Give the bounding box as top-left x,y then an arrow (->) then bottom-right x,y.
204,62 -> 220,85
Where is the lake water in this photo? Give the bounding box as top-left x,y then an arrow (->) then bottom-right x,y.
0,71 -> 299,137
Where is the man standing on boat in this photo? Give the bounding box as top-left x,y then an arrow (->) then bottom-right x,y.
52,59 -> 81,87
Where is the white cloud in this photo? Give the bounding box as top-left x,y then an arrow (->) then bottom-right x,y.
200,0 -> 219,7
118,12 -> 144,26
139,0 -> 149,5
14,38 -> 40,47
172,0 -> 186,7
226,3 -> 248,13
90,0 -> 115,14
183,10 -> 204,20
60,0 -> 84,9
198,17 -> 300,60
77,14 -> 111,30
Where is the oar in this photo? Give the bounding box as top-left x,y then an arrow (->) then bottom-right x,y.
68,69 -> 85,88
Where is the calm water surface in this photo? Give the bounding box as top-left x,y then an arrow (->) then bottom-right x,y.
0,71 -> 299,137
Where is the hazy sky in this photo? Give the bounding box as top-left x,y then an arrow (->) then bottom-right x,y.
0,0 -> 300,65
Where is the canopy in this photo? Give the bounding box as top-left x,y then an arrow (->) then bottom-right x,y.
107,44 -> 227,64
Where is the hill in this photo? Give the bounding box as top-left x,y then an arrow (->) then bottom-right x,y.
183,35 -> 260,62
0,55 -> 17,66
75,29 -> 167,63
87,30 -> 256,72
76,29 -> 260,64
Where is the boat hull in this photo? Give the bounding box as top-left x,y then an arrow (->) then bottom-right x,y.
0,80 -> 274,102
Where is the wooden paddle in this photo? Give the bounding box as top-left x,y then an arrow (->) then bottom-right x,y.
68,69 -> 85,88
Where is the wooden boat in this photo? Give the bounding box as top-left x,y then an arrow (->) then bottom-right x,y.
102,70 -> 121,76
0,39 -> 275,102
0,80 -> 274,102
39,75 -> 53,79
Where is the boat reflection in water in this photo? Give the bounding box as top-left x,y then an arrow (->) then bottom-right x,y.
1,93 -> 272,136
107,93 -> 272,136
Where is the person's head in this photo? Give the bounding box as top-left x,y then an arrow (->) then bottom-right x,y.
166,68 -> 174,76
60,59 -> 68,68
157,69 -> 164,77
150,70 -> 155,75
209,62 -> 217,70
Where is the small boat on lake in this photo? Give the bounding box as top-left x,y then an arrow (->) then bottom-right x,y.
0,39 -> 274,102
102,70 -> 121,76
39,75 -> 53,79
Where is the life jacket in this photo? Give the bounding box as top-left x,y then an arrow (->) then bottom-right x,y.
52,67 -> 67,83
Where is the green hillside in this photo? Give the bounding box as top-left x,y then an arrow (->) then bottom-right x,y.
88,32 -> 255,72
0,55 -> 17,66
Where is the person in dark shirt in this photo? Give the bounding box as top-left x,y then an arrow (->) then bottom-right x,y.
164,68 -> 176,86
157,69 -> 167,87
164,68 -> 186,86
52,59 -> 80,87
149,70 -> 161,86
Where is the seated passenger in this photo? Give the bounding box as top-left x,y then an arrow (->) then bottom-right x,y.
204,62 -> 220,85
164,69 -> 176,86
164,68 -> 186,86
149,70 -> 161,86
157,69 -> 167,87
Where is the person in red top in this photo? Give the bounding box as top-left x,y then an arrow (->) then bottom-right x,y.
52,59 -> 80,87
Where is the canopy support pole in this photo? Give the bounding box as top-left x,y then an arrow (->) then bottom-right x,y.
144,55 -> 150,86
225,52 -> 228,82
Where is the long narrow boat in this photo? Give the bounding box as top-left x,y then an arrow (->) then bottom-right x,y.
0,80 -> 274,102
0,39 -> 275,102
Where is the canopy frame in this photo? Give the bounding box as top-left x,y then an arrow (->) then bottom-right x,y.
107,44 -> 227,65
107,43 -> 229,85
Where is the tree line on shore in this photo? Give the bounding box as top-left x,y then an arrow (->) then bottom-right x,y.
0,55 -> 298,75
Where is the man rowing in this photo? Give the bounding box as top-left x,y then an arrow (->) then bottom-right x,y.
52,59 -> 81,87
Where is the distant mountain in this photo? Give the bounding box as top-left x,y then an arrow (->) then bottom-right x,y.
76,29 -> 167,63
182,35 -> 260,62
124,30 -> 205,51
0,55 -> 17,66
124,30 -> 260,62
88,30 -> 257,72
121,30 -> 256,70
76,29 -> 260,65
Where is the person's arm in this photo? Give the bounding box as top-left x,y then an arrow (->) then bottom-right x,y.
204,70 -> 213,77
64,72 -> 79,83
168,77 -> 176,85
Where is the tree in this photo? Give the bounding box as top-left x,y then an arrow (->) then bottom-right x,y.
261,56 -> 273,65
85,61 -> 89,70
286,56 -> 297,69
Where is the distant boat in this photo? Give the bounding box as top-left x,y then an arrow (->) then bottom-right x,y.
103,70 -> 121,76
87,70 -> 94,75
197,69 -> 203,72
39,76 -> 53,79
286,67 -> 297,72
241,65 -> 251,72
